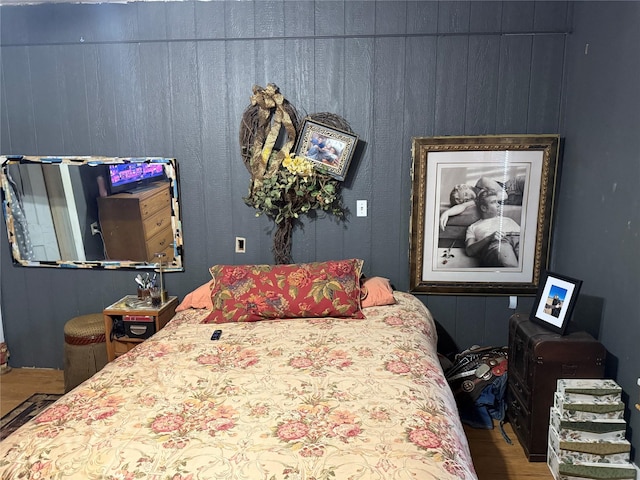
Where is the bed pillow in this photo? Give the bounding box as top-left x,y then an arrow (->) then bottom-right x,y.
175,280 -> 214,312
361,276 -> 396,308
202,259 -> 365,324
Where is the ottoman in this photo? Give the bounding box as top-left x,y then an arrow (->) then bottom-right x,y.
63,313 -> 108,392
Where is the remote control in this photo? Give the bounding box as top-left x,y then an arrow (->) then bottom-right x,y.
210,329 -> 222,341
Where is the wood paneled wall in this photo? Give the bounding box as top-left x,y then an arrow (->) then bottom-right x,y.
0,1 -> 572,368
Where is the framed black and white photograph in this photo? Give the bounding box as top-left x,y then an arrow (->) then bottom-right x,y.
531,271 -> 582,335
409,135 -> 560,295
294,119 -> 358,181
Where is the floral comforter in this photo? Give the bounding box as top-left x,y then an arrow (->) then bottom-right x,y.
0,292 -> 477,480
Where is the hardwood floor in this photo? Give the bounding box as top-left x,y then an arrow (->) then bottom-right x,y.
0,367 -> 65,417
1,368 -> 553,479
464,422 -> 554,479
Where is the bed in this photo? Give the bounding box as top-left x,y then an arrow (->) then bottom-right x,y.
0,260 -> 477,479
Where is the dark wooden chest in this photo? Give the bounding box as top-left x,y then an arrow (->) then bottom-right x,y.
507,313 -> 606,462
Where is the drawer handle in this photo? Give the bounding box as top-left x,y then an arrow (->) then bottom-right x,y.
510,400 -> 521,415
156,219 -> 164,227
158,239 -> 166,247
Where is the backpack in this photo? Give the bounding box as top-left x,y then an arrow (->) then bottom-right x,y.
445,345 -> 511,443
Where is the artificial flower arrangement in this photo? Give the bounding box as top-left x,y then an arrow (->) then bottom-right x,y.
248,151 -> 343,224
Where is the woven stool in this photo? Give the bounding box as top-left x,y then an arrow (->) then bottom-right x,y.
63,313 -> 108,392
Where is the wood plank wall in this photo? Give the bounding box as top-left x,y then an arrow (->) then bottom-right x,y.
0,1 -> 572,368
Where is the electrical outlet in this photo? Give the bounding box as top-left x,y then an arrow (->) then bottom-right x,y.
235,237 -> 246,253
90,222 -> 100,236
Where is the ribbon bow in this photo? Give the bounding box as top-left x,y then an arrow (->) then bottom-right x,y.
251,83 -> 283,110
248,84 -> 297,194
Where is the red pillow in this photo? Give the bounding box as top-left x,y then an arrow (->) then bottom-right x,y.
361,276 -> 396,308
202,259 -> 365,324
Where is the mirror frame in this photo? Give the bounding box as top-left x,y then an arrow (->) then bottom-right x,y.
1,155 -> 183,271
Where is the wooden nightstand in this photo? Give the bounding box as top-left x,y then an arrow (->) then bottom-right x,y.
103,295 -> 178,362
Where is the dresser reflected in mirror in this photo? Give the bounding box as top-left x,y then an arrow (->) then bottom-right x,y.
0,156 -> 183,270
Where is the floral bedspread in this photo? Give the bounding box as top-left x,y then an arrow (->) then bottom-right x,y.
0,292 -> 477,480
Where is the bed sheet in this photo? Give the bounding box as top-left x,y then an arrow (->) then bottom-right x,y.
0,291 -> 477,479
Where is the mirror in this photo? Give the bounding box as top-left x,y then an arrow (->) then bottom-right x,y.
0,156 -> 183,271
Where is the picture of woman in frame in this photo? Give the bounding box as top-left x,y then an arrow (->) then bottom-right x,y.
435,165 -> 528,270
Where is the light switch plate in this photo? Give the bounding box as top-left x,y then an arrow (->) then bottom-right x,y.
356,200 -> 367,217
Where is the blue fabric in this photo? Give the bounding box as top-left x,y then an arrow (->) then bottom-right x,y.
459,374 -> 508,429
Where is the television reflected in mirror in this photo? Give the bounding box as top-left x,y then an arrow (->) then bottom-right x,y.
0,155 -> 183,271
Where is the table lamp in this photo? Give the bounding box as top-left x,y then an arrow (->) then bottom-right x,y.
154,252 -> 167,303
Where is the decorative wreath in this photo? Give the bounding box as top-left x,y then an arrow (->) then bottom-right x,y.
239,84 -> 352,264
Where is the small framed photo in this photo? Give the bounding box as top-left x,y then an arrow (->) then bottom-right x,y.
530,271 -> 582,335
295,119 -> 358,181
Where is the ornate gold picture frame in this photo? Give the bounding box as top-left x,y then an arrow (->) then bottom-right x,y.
409,135 -> 560,295
295,119 -> 358,181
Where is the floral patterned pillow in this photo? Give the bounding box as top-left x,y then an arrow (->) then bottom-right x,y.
202,259 -> 365,324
